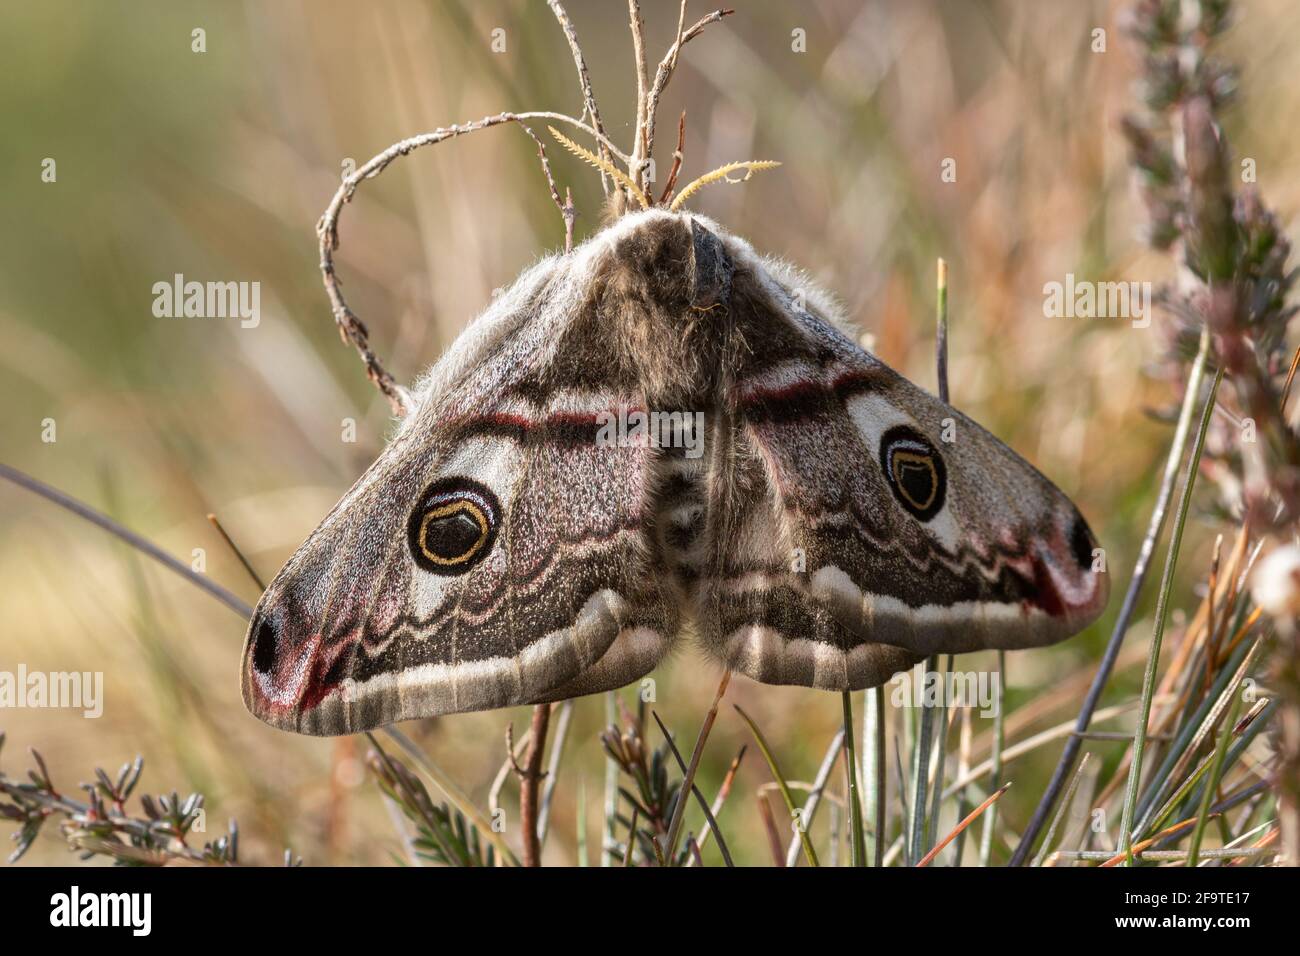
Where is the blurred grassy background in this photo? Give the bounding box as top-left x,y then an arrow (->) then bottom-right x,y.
2,0 -> 1298,865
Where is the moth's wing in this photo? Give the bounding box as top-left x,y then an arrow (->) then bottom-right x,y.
696,411 -> 926,691
697,254 -> 1108,690
241,258 -> 678,735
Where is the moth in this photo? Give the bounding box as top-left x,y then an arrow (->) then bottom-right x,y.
242,209 -> 1108,735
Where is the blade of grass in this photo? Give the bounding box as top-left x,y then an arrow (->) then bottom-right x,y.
688,746 -> 746,865
1118,341 -> 1223,864
651,709 -> 734,867
917,782 -> 1010,867
755,793 -> 786,866
915,261 -> 956,868
894,732 -> 911,859
925,657 -> 954,852
979,651 -> 1005,865
735,704 -> 819,867
841,692 -> 866,866
952,705 -> 974,865
206,513 -> 267,591
785,730 -> 845,867
0,462 -> 253,618
1031,752 -> 1093,867
909,661 -> 937,862
864,687 -> 886,866
537,698 -> 574,849
1010,330 -> 1214,864
1101,816 -> 1205,867
1187,681 -> 1256,866
660,672 -> 730,862
1134,634 -> 1256,829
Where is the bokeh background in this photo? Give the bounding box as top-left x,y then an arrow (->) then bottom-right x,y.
2,0 -> 1297,865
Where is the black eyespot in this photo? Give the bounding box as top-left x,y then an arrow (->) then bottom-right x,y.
251,615 -> 278,674
1069,512 -> 1096,570
407,477 -> 501,575
880,425 -> 946,522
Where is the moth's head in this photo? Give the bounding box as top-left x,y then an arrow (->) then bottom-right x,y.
592,208 -> 736,315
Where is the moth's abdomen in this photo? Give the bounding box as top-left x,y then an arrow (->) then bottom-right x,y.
654,446 -> 709,584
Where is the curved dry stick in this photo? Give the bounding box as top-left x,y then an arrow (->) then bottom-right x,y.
643,7 -> 735,179
318,111 -> 620,416
546,0 -> 613,196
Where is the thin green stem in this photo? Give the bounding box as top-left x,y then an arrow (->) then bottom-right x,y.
1119,331 -> 1222,864
842,691 -> 867,866
735,704 -> 819,867
925,656 -> 953,853
1031,752 -> 1092,867
1010,333 -> 1215,866
1188,662 -> 1252,866
909,658 -> 938,862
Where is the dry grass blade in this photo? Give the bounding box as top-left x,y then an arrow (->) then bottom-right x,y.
1187,673 -> 1251,866
1138,638 -> 1266,837
651,707 -> 735,866
755,793 -> 786,866
659,671 -> 731,863
864,687 -> 887,866
688,745 -> 745,865
917,783 -> 1010,868
206,513 -> 267,591
1099,816 -> 1206,868
1032,753 -> 1092,868
1280,343 -> 1300,413
943,696 -> 1173,798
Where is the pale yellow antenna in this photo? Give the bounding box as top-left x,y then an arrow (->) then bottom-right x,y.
669,160 -> 782,211
548,126 -> 650,210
